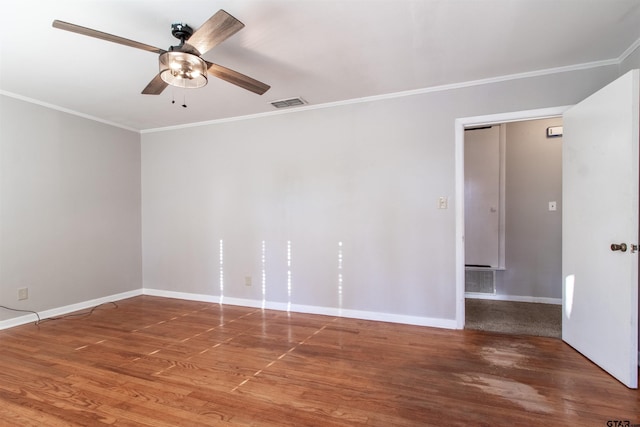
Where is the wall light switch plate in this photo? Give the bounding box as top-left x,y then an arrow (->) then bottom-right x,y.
438,197 -> 448,209
549,201 -> 557,211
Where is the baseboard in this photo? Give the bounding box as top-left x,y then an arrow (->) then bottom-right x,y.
1,287 -> 458,332
0,289 -> 143,330
142,288 -> 221,304
142,288 -> 457,329
465,292 -> 562,305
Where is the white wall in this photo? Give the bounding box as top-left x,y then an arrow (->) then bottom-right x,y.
142,65 -> 618,326
0,96 -> 142,321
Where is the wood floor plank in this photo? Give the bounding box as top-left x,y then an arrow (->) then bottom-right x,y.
0,295 -> 638,426
0,399 -> 78,427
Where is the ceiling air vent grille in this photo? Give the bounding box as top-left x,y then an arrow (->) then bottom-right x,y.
270,97 -> 307,109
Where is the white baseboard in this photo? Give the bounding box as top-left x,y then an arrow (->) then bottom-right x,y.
142,288 -> 221,304
465,292 -> 562,305
142,288 -> 457,329
0,289 -> 143,330
1,287 -> 457,331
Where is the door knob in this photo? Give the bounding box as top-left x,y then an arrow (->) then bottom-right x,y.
611,243 -> 628,252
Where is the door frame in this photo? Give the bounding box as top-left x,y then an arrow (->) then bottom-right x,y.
454,106 -> 570,329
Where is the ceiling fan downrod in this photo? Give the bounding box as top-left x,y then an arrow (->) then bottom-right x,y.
170,23 -> 194,47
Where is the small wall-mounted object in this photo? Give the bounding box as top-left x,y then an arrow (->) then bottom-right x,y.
438,196 -> 448,209
546,126 -> 563,138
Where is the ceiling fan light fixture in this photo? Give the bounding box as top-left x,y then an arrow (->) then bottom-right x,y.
53,10 -> 270,96
159,51 -> 208,89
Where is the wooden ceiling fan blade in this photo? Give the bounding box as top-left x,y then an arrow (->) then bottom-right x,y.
52,20 -> 165,54
142,74 -> 168,95
187,10 -> 245,55
207,62 -> 270,95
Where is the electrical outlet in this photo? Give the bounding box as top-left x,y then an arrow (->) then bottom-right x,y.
245,276 -> 252,286
17,287 -> 28,300
438,196 -> 448,209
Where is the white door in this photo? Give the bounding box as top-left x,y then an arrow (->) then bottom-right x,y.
562,69 -> 639,389
465,126 -> 501,268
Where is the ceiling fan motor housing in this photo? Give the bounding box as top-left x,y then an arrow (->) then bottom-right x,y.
171,23 -> 193,43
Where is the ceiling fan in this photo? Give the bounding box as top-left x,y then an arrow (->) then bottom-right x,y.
52,10 -> 270,96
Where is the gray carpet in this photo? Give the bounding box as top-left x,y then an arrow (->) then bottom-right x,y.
465,299 -> 562,338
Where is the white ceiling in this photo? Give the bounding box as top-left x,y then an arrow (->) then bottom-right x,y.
2,0 -> 640,131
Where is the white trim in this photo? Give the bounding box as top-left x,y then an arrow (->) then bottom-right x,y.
142,59 -> 618,134
142,288 -> 457,329
455,106 -> 570,329
454,119 -> 466,329
619,37 -> 640,64
2,52 -> 625,134
0,313 -> 39,330
465,292 -> 562,305
0,289 -> 142,330
0,91 -> 139,133
0,286 -> 457,332
142,288 -> 220,303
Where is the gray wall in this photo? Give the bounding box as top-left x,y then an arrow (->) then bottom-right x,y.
0,96 -> 142,320
1,55 -> 634,326
142,65 -> 618,324
495,118 -> 563,299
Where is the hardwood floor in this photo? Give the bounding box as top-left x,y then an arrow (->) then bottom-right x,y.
0,296 -> 638,426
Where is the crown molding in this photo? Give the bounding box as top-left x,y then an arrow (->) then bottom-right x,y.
6,35 -> 639,135
0,90 -> 139,133
619,36 -> 640,63
142,57 -> 620,134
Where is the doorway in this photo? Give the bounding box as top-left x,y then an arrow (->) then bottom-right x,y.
456,71 -> 639,389
463,117 -> 563,337
454,106 -> 569,330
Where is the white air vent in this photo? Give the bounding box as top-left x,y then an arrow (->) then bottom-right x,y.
465,269 -> 496,294
270,97 -> 307,109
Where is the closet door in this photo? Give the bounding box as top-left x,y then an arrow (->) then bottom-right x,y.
464,126 -> 501,268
